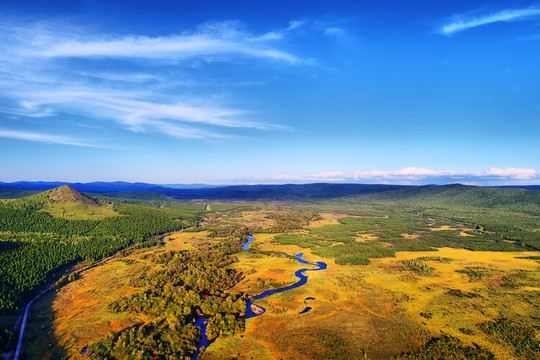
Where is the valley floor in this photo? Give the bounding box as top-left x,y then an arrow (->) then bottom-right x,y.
19,211 -> 540,360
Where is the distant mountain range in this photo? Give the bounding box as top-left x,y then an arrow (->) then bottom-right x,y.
0,181 -> 173,192
0,181 -> 538,201
0,181 -> 414,200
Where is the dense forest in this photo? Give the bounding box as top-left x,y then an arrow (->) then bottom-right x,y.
0,187 -> 202,315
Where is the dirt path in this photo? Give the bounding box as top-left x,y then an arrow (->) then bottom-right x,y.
12,253 -> 118,360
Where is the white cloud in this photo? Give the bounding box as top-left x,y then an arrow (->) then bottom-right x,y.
0,81 -> 286,139
0,129 -> 98,147
484,167 -> 537,179
324,27 -> 346,37
353,167 -> 538,180
16,21 -> 302,64
254,167 -> 539,184
257,172 -> 347,182
0,19 -> 304,141
442,8 -> 540,35
287,20 -> 306,31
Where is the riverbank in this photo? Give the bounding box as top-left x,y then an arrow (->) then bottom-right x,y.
191,236 -> 327,359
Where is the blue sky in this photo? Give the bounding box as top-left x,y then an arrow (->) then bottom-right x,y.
0,0 -> 539,185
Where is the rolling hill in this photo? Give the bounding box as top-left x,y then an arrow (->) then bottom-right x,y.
353,183 -> 540,212
0,186 -> 39,199
41,185 -> 118,220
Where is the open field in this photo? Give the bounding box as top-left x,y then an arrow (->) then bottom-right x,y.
206,240 -> 539,359
200,211 -> 539,360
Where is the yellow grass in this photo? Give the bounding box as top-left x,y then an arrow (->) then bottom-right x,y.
429,225 -> 458,231
23,229 -> 213,359
211,235 -> 540,360
363,248 -> 540,359
25,257 -> 153,359
21,211 -> 540,360
308,213 -> 345,227
356,233 -> 379,242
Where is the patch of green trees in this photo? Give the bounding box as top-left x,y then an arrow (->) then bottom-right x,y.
480,318 -> 540,359
88,236 -> 248,359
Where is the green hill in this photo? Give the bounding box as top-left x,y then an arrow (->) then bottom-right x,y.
40,185 -> 119,219
1,185 -> 119,220
0,187 -> 202,315
357,184 -> 540,212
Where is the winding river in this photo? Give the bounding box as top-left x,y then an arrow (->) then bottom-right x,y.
191,236 -> 327,359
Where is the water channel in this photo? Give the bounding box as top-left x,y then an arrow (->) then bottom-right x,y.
191,236 -> 327,359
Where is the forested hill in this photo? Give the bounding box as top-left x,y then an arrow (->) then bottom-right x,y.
0,186 -> 202,316
161,183 -> 417,200
315,184 -> 540,252
352,184 -> 540,212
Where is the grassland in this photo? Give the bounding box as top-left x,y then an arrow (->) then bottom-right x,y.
200,205 -> 538,360
11,186 -> 540,360
22,231 -> 203,359
202,234 -> 537,360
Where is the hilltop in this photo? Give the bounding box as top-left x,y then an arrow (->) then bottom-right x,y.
48,185 -> 99,205
41,185 -> 118,220
0,185 -> 119,220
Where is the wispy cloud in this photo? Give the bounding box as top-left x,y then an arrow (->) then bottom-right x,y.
253,167 -> 538,185
352,167 -> 537,180
441,8 -> 540,35
256,171 -> 348,182
0,19 -> 305,141
0,79 -> 287,139
0,129 -> 99,147
324,27 -> 347,37
15,20 -> 303,64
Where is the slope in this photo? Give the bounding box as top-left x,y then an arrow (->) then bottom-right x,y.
357,183 -> 540,210
0,186 -> 201,316
40,185 -> 118,220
